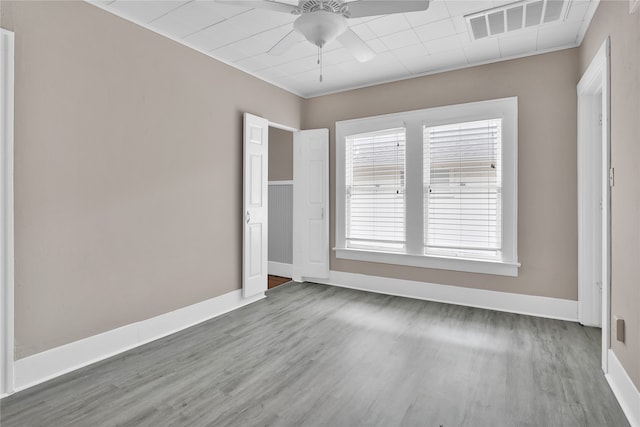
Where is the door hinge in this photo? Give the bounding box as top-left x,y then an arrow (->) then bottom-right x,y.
609,167 -> 615,187
599,114 -> 603,127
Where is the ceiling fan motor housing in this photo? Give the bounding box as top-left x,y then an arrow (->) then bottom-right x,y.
299,0 -> 347,14
294,10 -> 348,48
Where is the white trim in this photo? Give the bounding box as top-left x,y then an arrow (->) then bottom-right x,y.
268,261 -> 293,278
84,1 -> 307,99
577,38 -> 610,371
605,350 -> 640,427
298,43 -> 584,99
0,28 -> 15,398
297,43 -> 582,99
268,180 -> 293,186
10,290 -> 265,394
576,0 -> 601,45
312,270 -> 578,321
86,1 -> 590,100
335,98 -> 519,276
632,0 -> 640,14
292,129 -> 330,281
268,121 -> 299,133
335,248 -> 520,277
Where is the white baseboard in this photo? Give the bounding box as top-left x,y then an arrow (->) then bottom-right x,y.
268,261 -> 292,278
606,349 -> 640,427
312,270 -> 578,321
12,289 -> 265,394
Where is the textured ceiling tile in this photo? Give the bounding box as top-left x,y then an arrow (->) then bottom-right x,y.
380,29 -> 422,50
497,30 -> 538,57
405,1 -> 451,27
414,18 -> 457,42
109,0 -> 188,23
365,14 -> 412,38
97,0 -> 594,97
463,37 -> 500,63
445,0 -> 494,18
392,43 -> 430,60
423,33 -> 463,53
536,21 -> 582,50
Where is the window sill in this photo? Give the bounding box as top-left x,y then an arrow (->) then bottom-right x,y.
334,248 -> 520,277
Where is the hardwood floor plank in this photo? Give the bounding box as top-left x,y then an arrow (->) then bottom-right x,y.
0,282 -> 629,426
268,275 -> 291,289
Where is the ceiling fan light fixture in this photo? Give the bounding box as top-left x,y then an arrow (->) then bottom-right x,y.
293,10 -> 348,48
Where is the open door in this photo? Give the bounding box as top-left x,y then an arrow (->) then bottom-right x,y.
243,113 -> 269,298
293,129 -> 329,281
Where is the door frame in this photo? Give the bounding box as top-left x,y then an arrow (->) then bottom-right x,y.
0,28 -> 15,397
251,119 -> 329,286
577,37 -> 610,372
242,118 -> 299,298
269,121 -> 298,134
266,120 -> 299,282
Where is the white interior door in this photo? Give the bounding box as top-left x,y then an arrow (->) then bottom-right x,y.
293,129 -> 329,281
243,113 -> 269,298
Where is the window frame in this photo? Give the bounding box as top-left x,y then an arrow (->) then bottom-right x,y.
335,97 -> 520,277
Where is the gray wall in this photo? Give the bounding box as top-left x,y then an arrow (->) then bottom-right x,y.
1,0 -> 302,359
579,0 -> 640,390
268,127 -> 293,181
5,1 -> 636,390
303,49 -> 580,301
268,184 -> 293,264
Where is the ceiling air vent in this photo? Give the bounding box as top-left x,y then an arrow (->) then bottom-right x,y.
465,0 -> 572,40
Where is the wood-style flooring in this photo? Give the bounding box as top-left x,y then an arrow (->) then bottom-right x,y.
268,275 -> 290,289
0,282 -> 629,426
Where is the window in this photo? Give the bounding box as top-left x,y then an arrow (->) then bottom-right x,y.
424,119 -> 502,259
335,98 -> 519,276
345,128 -> 406,251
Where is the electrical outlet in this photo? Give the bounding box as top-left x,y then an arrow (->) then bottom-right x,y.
615,317 -> 625,343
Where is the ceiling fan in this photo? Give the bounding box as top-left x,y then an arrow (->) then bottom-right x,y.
216,0 -> 431,81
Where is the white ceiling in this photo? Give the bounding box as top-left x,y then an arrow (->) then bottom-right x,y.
89,0 -> 599,98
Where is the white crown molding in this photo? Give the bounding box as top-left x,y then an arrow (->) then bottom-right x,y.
84,1 -> 588,100
83,1 -> 307,98
303,42 -> 581,98
576,0 -> 601,45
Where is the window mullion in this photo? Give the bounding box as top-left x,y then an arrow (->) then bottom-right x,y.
404,120 -> 423,255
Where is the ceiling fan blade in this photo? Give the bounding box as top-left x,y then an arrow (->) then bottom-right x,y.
215,0 -> 299,14
344,0 -> 430,18
337,28 -> 375,63
268,30 -> 305,55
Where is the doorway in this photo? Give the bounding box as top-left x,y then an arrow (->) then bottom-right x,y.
242,114 -> 329,298
577,38 -> 610,372
267,126 -> 294,288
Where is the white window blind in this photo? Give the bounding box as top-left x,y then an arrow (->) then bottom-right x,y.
345,128 -> 405,250
423,119 -> 502,257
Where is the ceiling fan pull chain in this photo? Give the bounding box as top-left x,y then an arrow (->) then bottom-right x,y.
317,45 -> 323,83
320,46 -> 323,82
